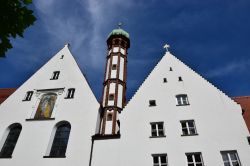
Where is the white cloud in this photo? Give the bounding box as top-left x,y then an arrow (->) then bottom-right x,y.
206,59 -> 250,78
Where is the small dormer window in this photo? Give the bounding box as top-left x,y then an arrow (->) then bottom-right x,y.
112,64 -> 117,70
149,100 -> 156,107
65,88 -> 75,99
51,71 -> 60,80
23,91 -> 33,101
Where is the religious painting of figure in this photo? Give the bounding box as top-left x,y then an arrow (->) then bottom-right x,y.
35,93 -> 57,119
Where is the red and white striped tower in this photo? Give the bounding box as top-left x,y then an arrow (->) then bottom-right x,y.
100,24 -> 130,135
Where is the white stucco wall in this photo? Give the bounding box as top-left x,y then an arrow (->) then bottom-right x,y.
92,52 -> 250,166
0,45 -> 100,166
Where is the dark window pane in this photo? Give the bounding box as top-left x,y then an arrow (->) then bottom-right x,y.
160,156 -> 166,163
194,154 -> 201,162
182,128 -> 188,135
153,156 -> 159,164
158,130 -> 164,136
187,155 -> 193,162
158,124 -> 163,129
188,164 -> 195,166
188,121 -> 194,127
151,124 -> 156,130
190,128 -> 196,134
50,123 -> 71,157
152,131 -> 157,137
0,125 -> 22,157
181,122 -> 186,128
222,153 -> 229,161
230,153 -> 237,160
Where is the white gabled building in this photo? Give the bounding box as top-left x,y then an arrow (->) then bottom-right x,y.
0,28 -> 249,166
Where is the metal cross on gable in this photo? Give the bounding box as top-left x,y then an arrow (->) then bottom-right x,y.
163,43 -> 170,52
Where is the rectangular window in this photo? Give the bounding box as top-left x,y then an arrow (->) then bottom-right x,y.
178,76 -> 183,81
176,94 -> 189,106
65,88 -> 75,99
51,71 -> 60,80
149,100 -> 156,106
186,153 -> 204,166
181,120 -> 197,136
112,64 -> 117,70
247,136 -> 250,145
150,122 -> 165,137
163,78 -> 167,83
152,154 -> 168,166
221,151 -> 241,166
23,91 -> 33,101
109,94 -> 115,101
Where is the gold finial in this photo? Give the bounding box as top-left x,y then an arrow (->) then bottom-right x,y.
118,22 -> 122,29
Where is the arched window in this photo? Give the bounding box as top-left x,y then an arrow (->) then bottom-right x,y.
49,122 -> 71,157
0,123 -> 22,158
35,93 -> 57,119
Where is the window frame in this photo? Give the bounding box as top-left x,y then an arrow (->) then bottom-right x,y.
180,120 -> 198,136
0,123 -> 22,158
23,91 -> 33,101
176,94 -> 189,106
186,152 -> 204,166
152,153 -> 168,166
221,151 -> 241,166
51,71 -> 60,80
44,121 -> 71,158
65,88 -> 75,99
149,100 -> 156,107
150,122 -> 166,138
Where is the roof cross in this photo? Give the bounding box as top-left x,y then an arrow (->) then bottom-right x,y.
163,43 -> 170,52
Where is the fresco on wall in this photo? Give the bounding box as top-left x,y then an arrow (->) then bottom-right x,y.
35,93 -> 57,119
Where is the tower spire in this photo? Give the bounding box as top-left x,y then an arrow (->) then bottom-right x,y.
99,26 -> 130,136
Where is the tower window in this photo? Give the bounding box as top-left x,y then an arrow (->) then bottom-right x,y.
114,39 -> 119,45
150,122 -> 165,137
120,48 -> 125,55
163,78 -> 167,83
113,47 -> 119,53
186,153 -> 204,166
107,113 -> 113,121
49,122 -> 71,157
0,123 -> 22,158
176,94 -> 189,106
51,71 -> 60,80
109,94 -> 115,101
65,88 -> 75,99
112,64 -> 117,70
23,91 -> 33,101
152,154 -> 168,166
149,100 -> 156,106
180,120 -> 197,136
221,151 -> 241,166
178,76 -> 183,81
60,55 -> 64,59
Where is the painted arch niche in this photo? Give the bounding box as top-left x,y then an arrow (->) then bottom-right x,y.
35,93 -> 57,119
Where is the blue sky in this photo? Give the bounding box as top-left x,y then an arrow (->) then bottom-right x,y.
0,0 -> 250,101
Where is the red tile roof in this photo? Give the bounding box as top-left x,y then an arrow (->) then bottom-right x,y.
232,96 -> 250,133
0,88 -> 16,104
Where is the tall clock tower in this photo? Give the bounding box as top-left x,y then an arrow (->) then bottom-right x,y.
99,25 -> 130,135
